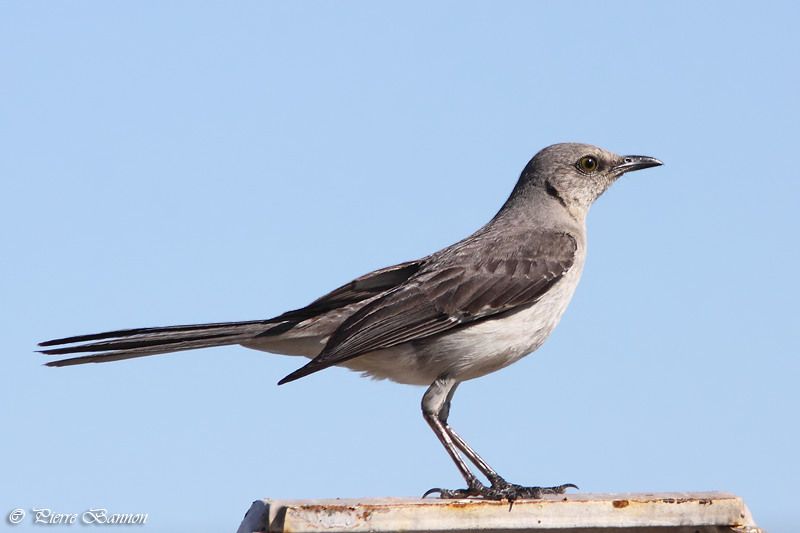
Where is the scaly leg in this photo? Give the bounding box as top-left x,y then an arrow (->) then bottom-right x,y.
421,376 -> 577,501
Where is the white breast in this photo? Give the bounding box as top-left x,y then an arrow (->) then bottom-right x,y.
340,254 -> 586,386
243,245 -> 587,387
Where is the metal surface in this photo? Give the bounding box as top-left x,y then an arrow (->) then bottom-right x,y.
237,492 -> 763,533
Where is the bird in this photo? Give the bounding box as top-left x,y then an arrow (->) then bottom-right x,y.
39,142 -> 662,501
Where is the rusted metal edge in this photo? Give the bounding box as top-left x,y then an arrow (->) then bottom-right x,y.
237,492 -> 763,533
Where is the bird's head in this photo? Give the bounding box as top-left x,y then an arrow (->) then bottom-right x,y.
513,142 -> 663,220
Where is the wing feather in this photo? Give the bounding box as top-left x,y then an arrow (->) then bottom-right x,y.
279,231 -> 577,383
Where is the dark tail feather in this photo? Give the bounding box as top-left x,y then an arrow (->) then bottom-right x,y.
38,320 -> 274,347
39,320 -> 281,367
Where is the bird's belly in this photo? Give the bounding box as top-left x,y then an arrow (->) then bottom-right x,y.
339,303 -> 562,386
343,265 -> 583,385
244,262 -> 583,387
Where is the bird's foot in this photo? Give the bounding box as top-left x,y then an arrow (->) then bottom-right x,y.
423,479 -> 577,501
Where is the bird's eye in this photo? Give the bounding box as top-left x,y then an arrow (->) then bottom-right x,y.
578,156 -> 598,173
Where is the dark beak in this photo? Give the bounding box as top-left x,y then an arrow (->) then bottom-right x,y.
614,155 -> 663,173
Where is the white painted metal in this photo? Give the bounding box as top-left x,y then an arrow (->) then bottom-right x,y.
237,492 -> 763,533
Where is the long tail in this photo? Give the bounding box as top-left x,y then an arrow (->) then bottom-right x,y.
38,320 -> 283,367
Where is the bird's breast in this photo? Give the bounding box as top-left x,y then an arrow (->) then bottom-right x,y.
341,253 -> 586,385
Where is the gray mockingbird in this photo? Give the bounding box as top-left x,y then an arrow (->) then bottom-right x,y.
39,143 -> 662,501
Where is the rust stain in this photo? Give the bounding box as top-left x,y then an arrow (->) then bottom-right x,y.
612,500 -> 630,509
443,500 -> 473,508
292,504 -> 378,529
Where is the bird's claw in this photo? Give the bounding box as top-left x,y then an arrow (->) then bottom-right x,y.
423,481 -> 578,501
423,487 -> 469,498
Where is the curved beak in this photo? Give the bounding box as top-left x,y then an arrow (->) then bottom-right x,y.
614,155 -> 663,174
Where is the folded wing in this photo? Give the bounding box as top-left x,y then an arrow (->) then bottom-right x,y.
279,231 -> 577,384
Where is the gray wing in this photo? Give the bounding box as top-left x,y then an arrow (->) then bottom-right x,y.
279,231 -> 577,384
261,259 -> 426,334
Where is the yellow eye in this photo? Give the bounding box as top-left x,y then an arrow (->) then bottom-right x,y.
578,156 -> 598,172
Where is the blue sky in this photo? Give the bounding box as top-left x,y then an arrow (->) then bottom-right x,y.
2,2 -> 798,532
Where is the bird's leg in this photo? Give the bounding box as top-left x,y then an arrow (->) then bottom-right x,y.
421,378 -> 485,497
421,377 -> 577,501
445,423 -> 504,486
432,380 -> 504,486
